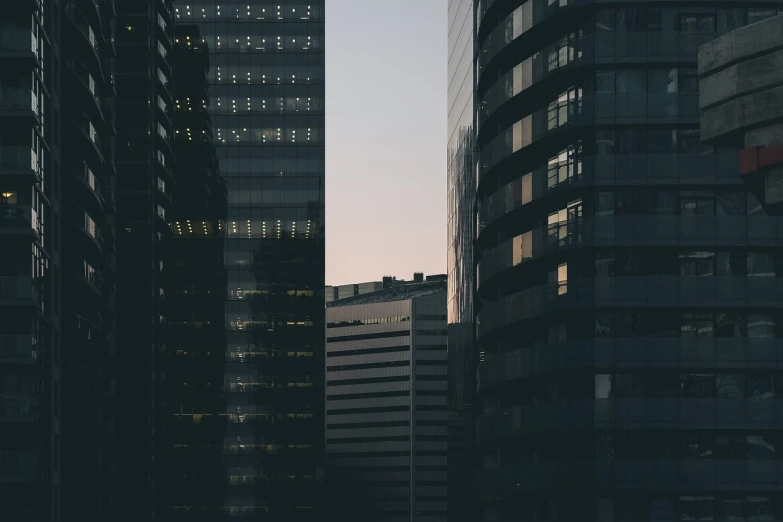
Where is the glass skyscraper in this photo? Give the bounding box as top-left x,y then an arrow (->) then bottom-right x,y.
446,1 -> 480,521
468,1 -> 783,521
173,1 -> 325,519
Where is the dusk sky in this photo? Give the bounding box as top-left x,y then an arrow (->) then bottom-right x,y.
325,1 -> 447,286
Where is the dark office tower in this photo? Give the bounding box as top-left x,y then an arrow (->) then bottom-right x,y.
112,0 -> 173,519
161,24 -> 228,520
174,2 -> 325,519
0,0 -> 58,520
446,1 -> 479,521
61,0 -> 116,519
473,2 -> 783,522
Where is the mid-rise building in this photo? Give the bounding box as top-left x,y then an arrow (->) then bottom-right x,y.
325,277 -> 448,522
463,2 -> 783,521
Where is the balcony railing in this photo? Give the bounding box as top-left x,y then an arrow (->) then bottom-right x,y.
0,452 -> 36,478
0,277 -> 42,304
0,335 -> 36,360
0,395 -> 36,419
0,205 -> 36,233
0,30 -> 37,54
0,146 -> 37,173
0,87 -> 37,114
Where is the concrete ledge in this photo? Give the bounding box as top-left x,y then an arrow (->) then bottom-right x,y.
699,47 -> 783,110
700,83 -> 783,143
698,14 -> 783,76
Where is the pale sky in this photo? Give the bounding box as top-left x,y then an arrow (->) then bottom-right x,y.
325,0 -> 447,286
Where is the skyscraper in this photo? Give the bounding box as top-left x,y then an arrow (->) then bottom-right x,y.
161,23 -> 228,520
446,1 -> 480,521
1,0 -> 117,520
174,2 -> 325,518
112,0 -> 175,517
466,2 -> 783,521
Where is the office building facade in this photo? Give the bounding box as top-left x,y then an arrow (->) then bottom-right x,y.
111,0 -> 175,518
1,0 -> 118,519
471,2 -> 783,521
174,2 -> 325,518
325,278 -> 448,522
161,24 -> 228,520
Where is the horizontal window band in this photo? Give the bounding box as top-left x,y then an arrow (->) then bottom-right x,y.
327,375 -> 410,386
327,345 -> 410,357
327,360 -> 410,372
328,435 -> 410,444
327,420 -> 410,429
327,405 -> 409,415
327,330 -> 410,343
327,390 -> 409,401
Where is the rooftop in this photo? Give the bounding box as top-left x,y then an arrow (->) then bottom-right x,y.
327,279 -> 446,308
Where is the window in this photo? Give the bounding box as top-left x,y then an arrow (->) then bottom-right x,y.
680,252 -> 714,277
617,8 -> 646,31
595,373 -> 629,398
747,435 -> 775,460
680,13 -> 715,32
648,190 -> 677,215
647,8 -> 677,32
157,205 -> 166,220
0,191 -> 17,204
648,129 -> 677,153
596,192 -> 615,217
681,191 -> 715,215
595,9 -> 615,32
679,68 -> 699,94
617,69 -> 645,94
716,312 -> 745,338
748,313 -> 775,338
649,68 -> 677,93
747,252 -> 775,276
596,131 -> 615,155
680,374 -> 715,398
748,373 -> 775,399
747,496 -> 775,520
595,251 -> 615,276
717,8 -> 745,34
595,314 -> 614,337
596,70 -> 615,94
679,129 -> 711,154
84,213 -> 97,238
157,177 -> 165,193
617,129 -> 646,154
717,192 -> 746,215
748,193 -> 767,216
681,433 -> 714,459
717,374 -> 744,398
748,8 -> 777,25
681,313 -> 713,337
88,121 -> 97,144
86,169 -> 97,191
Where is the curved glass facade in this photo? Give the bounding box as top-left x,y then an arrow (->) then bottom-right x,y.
474,2 -> 783,521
